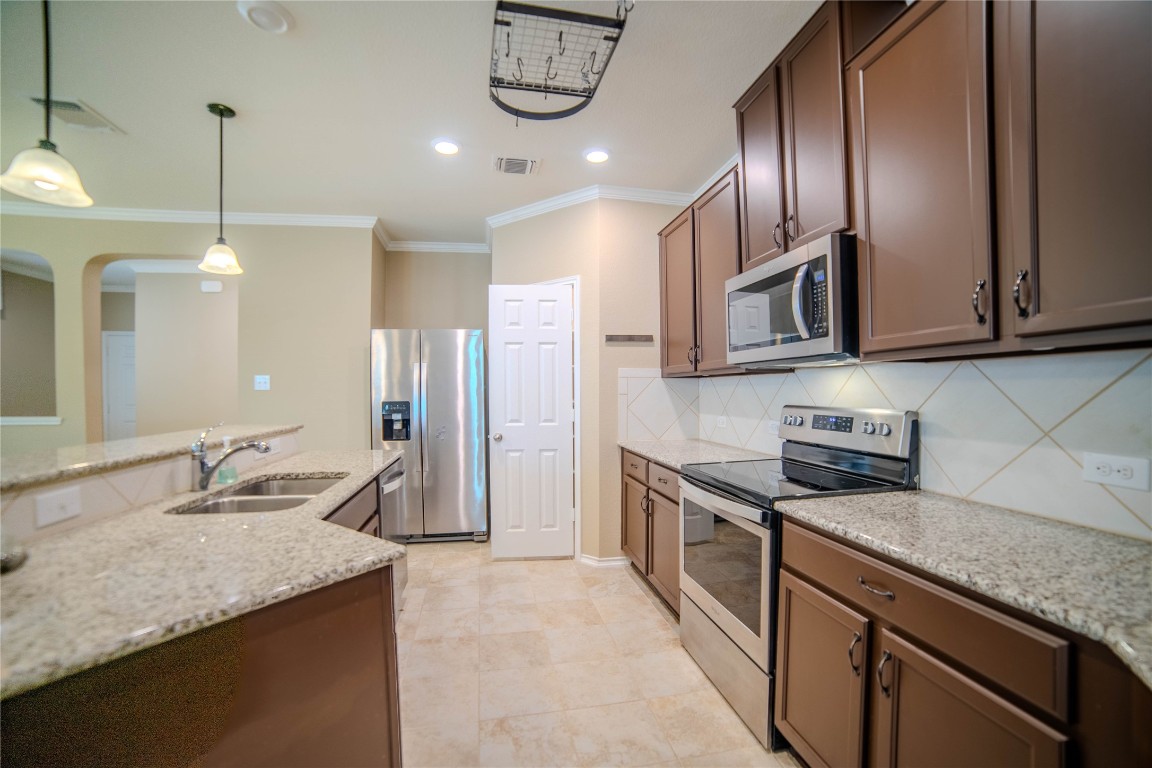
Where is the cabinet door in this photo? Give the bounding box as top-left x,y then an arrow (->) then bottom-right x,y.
780,1 -> 848,249
775,570 -> 869,768
659,209 -> 698,375
693,168 -> 741,373
871,629 -> 1066,768
646,489 -> 680,615
997,0 -> 1152,337
849,0 -> 994,353
621,475 -> 649,573
736,66 -> 785,271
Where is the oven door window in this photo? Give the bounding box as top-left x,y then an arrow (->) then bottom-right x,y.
682,497 -> 763,634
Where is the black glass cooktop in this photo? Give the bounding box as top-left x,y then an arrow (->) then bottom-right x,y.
682,458 -> 902,509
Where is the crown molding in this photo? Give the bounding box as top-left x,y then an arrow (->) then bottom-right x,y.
371,220 -> 393,250
386,241 -> 490,254
692,154 -> 741,199
0,201 -> 377,229
486,185 -> 692,230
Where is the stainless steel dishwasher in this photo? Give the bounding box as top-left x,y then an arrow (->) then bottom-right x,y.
378,458 -> 407,602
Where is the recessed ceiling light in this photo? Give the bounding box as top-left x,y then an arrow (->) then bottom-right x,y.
433,139 -> 460,156
584,149 -> 610,164
237,1 -> 293,34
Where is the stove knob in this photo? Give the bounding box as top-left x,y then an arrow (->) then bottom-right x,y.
878,423 -> 892,437
782,415 -> 792,426
862,421 -> 876,435
793,416 -> 804,427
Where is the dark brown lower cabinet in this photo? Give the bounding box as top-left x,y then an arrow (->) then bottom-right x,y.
871,628 -> 1065,768
1,567 -> 402,767
622,474 -> 650,574
776,570 -> 869,768
647,489 -> 680,614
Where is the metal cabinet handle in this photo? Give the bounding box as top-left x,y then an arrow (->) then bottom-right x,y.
971,279 -> 988,325
877,650 -> 893,697
492,433 -> 503,442
688,347 -> 695,364
785,214 -> 796,242
1013,269 -> 1030,318
641,493 -> 651,514
857,576 -> 895,601
848,631 -> 862,677
657,477 -> 669,485
694,345 -> 701,364
772,222 -> 782,249
629,462 -> 639,470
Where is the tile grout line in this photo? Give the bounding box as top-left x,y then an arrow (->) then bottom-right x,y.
1035,350 -> 1151,439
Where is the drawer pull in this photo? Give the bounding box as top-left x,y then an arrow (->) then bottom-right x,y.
848,631 -> 862,676
877,650 -> 893,697
657,477 -> 668,484
858,576 -> 895,601
630,463 -> 639,470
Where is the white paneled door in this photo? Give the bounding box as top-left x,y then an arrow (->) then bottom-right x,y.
102,331 -> 136,441
488,284 -> 575,559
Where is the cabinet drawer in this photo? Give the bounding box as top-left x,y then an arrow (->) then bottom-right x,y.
325,481 -> 378,532
622,451 -> 649,483
649,463 -> 680,503
782,521 -> 1069,721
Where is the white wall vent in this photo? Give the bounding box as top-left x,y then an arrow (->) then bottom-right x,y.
30,98 -> 124,133
493,157 -> 540,175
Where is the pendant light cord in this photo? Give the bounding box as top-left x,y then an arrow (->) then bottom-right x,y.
42,0 -> 52,145
218,108 -> 224,240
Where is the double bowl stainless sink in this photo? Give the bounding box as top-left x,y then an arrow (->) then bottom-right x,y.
169,476 -> 347,515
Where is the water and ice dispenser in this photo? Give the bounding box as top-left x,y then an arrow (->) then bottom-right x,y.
381,401 -> 411,441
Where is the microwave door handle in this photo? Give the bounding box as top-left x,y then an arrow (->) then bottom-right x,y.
791,263 -> 812,340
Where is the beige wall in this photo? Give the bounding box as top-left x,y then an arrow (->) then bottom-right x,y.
0,269 -> 56,417
490,198 -> 679,559
0,215 -> 375,455
100,292 -> 134,331
383,250 -> 492,334
135,274 -> 239,435
371,230 -> 387,329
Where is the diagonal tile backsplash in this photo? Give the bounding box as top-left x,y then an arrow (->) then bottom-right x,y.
619,349 -> 1152,541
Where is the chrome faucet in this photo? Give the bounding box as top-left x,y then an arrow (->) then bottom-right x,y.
191,423 -> 271,490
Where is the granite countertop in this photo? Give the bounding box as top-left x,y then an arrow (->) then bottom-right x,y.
0,424 -> 304,493
776,491 -> 1152,691
0,449 -> 405,699
619,439 -> 773,468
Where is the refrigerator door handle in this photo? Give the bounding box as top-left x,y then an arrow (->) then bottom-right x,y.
419,361 -> 430,473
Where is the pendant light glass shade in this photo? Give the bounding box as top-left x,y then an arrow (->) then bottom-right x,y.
199,237 -> 242,275
0,140 -> 93,207
0,3 -> 93,208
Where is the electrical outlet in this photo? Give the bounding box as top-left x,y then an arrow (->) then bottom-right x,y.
1082,453 -> 1151,491
254,375 -> 271,391
267,437 -> 282,455
716,416 -> 728,429
768,420 -> 781,436
35,486 -> 82,528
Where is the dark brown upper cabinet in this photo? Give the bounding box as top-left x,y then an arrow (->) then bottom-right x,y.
848,0 -> 994,354
995,0 -> 1152,339
736,2 -> 848,272
659,168 -> 741,377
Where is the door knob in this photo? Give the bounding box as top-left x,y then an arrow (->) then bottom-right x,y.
492,433 -> 503,442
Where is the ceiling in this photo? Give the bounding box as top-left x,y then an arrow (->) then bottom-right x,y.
0,0 -> 819,246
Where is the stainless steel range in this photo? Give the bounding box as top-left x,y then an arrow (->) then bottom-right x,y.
678,405 -> 919,750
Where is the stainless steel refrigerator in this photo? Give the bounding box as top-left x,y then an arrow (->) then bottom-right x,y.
370,329 -> 488,541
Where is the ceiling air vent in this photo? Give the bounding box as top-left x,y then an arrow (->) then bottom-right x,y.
494,156 -> 540,176
30,98 -> 123,133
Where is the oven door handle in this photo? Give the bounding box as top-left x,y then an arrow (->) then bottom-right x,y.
791,263 -> 812,340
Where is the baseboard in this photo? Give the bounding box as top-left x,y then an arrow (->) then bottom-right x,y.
579,554 -> 630,568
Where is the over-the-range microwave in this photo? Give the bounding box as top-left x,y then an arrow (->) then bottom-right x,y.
725,233 -> 858,369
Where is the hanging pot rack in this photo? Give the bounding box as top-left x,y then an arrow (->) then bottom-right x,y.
489,0 -> 630,121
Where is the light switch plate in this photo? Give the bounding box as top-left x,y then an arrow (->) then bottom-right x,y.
35,486 -> 82,528
254,375 -> 271,391
1082,452 -> 1151,491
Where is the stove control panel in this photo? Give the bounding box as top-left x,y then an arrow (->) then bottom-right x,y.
779,405 -> 918,459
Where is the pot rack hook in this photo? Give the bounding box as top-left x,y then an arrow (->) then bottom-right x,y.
505,30 -> 511,57
558,30 -> 565,55
616,0 -> 633,22
514,56 -> 525,82
546,55 -> 558,80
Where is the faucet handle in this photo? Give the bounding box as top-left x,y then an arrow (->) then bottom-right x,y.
193,422 -> 225,453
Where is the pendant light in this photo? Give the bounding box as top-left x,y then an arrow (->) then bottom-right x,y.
0,1 -> 93,207
198,103 -> 242,275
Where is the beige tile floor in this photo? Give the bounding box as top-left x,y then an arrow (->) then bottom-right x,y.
397,541 -> 803,768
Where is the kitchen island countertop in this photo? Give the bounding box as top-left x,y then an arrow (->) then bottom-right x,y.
0,449 -> 404,699
776,491 -> 1152,692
